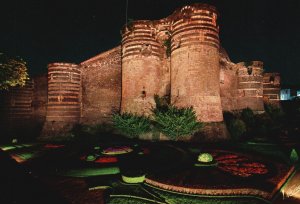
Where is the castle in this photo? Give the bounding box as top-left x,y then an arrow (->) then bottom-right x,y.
0,4 -> 281,140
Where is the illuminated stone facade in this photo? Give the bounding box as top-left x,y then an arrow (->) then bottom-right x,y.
0,3 -> 280,139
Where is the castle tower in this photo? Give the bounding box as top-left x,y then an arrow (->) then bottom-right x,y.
121,20 -> 164,115
7,80 -> 34,120
170,4 -> 223,122
263,72 -> 280,106
0,80 -> 34,140
46,63 -> 81,122
237,61 -> 264,111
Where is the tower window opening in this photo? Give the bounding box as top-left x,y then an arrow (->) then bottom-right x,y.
141,90 -> 146,99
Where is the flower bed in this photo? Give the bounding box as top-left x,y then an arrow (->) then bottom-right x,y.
95,157 -> 118,164
44,144 -> 65,149
145,149 -> 295,201
213,151 -> 269,178
102,146 -> 133,155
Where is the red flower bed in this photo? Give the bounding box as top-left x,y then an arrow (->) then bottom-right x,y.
214,151 -> 269,178
145,149 -> 295,200
102,146 -> 133,155
94,157 -> 118,163
44,144 -> 65,149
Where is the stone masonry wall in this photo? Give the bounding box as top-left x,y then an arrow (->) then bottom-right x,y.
32,74 -> 48,123
0,80 -> 36,141
41,63 -> 81,139
0,3 -> 283,141
219,55 -> 239,111
121,20 -> 167,116
46,63 -> 81,122
263,72 -> 280,106
170,4 -> 223,122
236,61 -> 264,111
80,46 -> 122,124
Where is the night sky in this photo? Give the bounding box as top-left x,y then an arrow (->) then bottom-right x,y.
1,0 -> 300,85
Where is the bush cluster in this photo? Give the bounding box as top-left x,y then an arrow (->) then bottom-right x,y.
153,105 -> 203,140
112,95 -> 203,140
112,113 -> 151,138
227,118 -> 247,140
224,104 -> 286,141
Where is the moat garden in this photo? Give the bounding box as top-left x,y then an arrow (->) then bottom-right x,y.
0,100 -> 299,204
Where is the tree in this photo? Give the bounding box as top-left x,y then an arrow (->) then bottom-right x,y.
0,53 -> 29,90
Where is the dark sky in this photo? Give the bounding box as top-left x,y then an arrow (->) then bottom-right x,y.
1,0 -> 300,85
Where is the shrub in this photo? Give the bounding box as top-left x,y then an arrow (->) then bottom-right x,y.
86,155 -> 96,161
241,108 -> 255,128
228,119 -> 246,141
198,153 -> 213,163
253,113 -> 273,137
223,111 -> 237,125
264,103 -> 284,122
112,113 -> 151,138
290,149 -> 299,163
152,105 -> 203,140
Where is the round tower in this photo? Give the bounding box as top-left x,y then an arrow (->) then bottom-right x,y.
46,63 -> 81,122
237,61 -> 264,111
8,80 -> 34,120
121,20 -> 163,115
170,4 -> 223,122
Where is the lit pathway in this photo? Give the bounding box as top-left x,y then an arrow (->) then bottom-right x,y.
273,169 -> 300,204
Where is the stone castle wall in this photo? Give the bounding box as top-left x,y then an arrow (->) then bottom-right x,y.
219,52 -> 238,111
4,80 -> 34,120
0,3 -> 281,140
236,61 -> 264,111
121,20 -> 166,115
0,77 -> 47,141
80,46 -> 122,124
32,74 -> 48,123
170,4 -> 222,122
263,72 -> 281,105
41,63 -> 81,138
46,63 -> 81,123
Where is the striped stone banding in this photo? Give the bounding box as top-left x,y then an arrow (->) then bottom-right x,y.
47,63 -> 81,122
